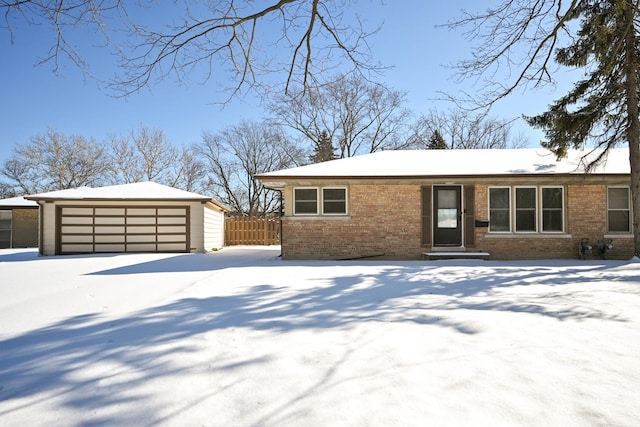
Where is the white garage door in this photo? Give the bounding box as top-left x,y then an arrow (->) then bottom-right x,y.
58,206 -> 189,254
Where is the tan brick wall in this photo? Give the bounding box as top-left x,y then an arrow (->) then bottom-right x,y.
282,184 -> 423,259
12,208 -> 39,247
474,184 -> 634,260
282,182 -> 635,260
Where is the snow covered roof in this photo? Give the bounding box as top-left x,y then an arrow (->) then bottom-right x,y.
256,148 -> 630,187
25,181 -> 230,210
0,196 -> 38,208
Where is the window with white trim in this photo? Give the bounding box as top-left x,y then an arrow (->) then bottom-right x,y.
515,187 -> 537,232
293,188 -> 318,215
488,186 -> 565,233
293,187 -> 348,216
322,188 -> 347,215
489,187 -> 510,232
607,187 -> 630,233
541,187 -> 564,232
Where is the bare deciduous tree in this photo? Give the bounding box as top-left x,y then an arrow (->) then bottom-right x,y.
272,73 -> 409,158
198,120 -> 305,216
107,126 -> 205,192
1,1 -> 381,97
407,109 -> 528,150
0,128 -> 109,194
0,182 -> 16,199
168,146 -> 207,194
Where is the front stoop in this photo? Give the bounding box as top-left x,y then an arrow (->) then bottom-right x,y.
422,251 -> 490,261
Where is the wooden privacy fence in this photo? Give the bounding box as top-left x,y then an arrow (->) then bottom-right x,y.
225,217 -> 281,246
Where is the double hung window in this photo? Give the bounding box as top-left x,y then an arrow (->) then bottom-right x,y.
293,187 -> 347,216
488,186 -> 564,233
607,187 -> 630,233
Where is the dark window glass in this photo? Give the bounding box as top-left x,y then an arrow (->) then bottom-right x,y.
542,187 -> 563,232
294,188 -> 318,214
323,188 -> 347,214
515,188 -> 536,232
489,188 -> 510,232
608,188 -> 630,232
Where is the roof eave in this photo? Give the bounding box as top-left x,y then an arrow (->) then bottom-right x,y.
25,196 -> 214,202
257,172 -> 630,182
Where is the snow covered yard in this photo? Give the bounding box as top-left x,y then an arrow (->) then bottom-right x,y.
1,247 -> 639,427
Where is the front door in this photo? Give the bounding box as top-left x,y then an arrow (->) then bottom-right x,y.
433,186 -> 462,247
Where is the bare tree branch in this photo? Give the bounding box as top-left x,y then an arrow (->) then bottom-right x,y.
1,1 -> 383,98
444,0 -> 579,109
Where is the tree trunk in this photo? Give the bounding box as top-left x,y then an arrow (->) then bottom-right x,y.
624,0 -> 640,256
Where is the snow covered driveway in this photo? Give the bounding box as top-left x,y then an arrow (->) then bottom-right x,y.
1,247 -> 639,426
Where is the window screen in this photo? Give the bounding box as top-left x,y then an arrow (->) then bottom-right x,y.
515,187 -> 536,232
294,188 -> 318,215
542,187 -> 563,232
489,188 -> 510,232
322,188 -> 346,214
608,187 -> 630,232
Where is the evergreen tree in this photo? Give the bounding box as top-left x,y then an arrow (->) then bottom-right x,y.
523,0 -> 640,255
449,0 -> 640,256
309,131 -> 337,163
427,130 -> 448,149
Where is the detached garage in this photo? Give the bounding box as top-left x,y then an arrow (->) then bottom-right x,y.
26,182 -> 230,256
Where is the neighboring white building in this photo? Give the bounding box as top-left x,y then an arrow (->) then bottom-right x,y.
26,182 -> 230,256
0,196 -> 39,249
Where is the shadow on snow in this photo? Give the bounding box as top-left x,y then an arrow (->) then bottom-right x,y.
0,248 -> 636,425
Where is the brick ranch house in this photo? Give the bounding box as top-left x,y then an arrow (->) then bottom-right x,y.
255,148 -> 635,260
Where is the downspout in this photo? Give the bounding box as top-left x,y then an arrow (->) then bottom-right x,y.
278,190 -> 284,258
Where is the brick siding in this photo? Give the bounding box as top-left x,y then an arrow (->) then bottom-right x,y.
281,183 -> 635,260
282,184 -> 422,259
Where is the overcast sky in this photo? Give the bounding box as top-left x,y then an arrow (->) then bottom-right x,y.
0,1 -> 572,164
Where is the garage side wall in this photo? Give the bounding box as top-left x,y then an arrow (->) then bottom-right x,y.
40,202 -> 57,256
188,202 -> 204,252
203,205 -> 225,251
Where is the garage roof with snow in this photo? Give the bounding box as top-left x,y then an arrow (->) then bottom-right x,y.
26,182 -> 229,211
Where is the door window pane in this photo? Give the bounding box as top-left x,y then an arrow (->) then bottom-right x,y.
489,188 -> 510,232
438,209 -> 457,228
437,189 -> 457,228
438,190 -> 457,208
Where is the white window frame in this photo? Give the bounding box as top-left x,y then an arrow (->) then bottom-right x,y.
540,186 -> 565,233
321,187 -> 348,215
488,185 -> 566,234
293,187 -> 319,215
488,186 -> 511,233
514,186 -> 538,233
607,186 -> 631,233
